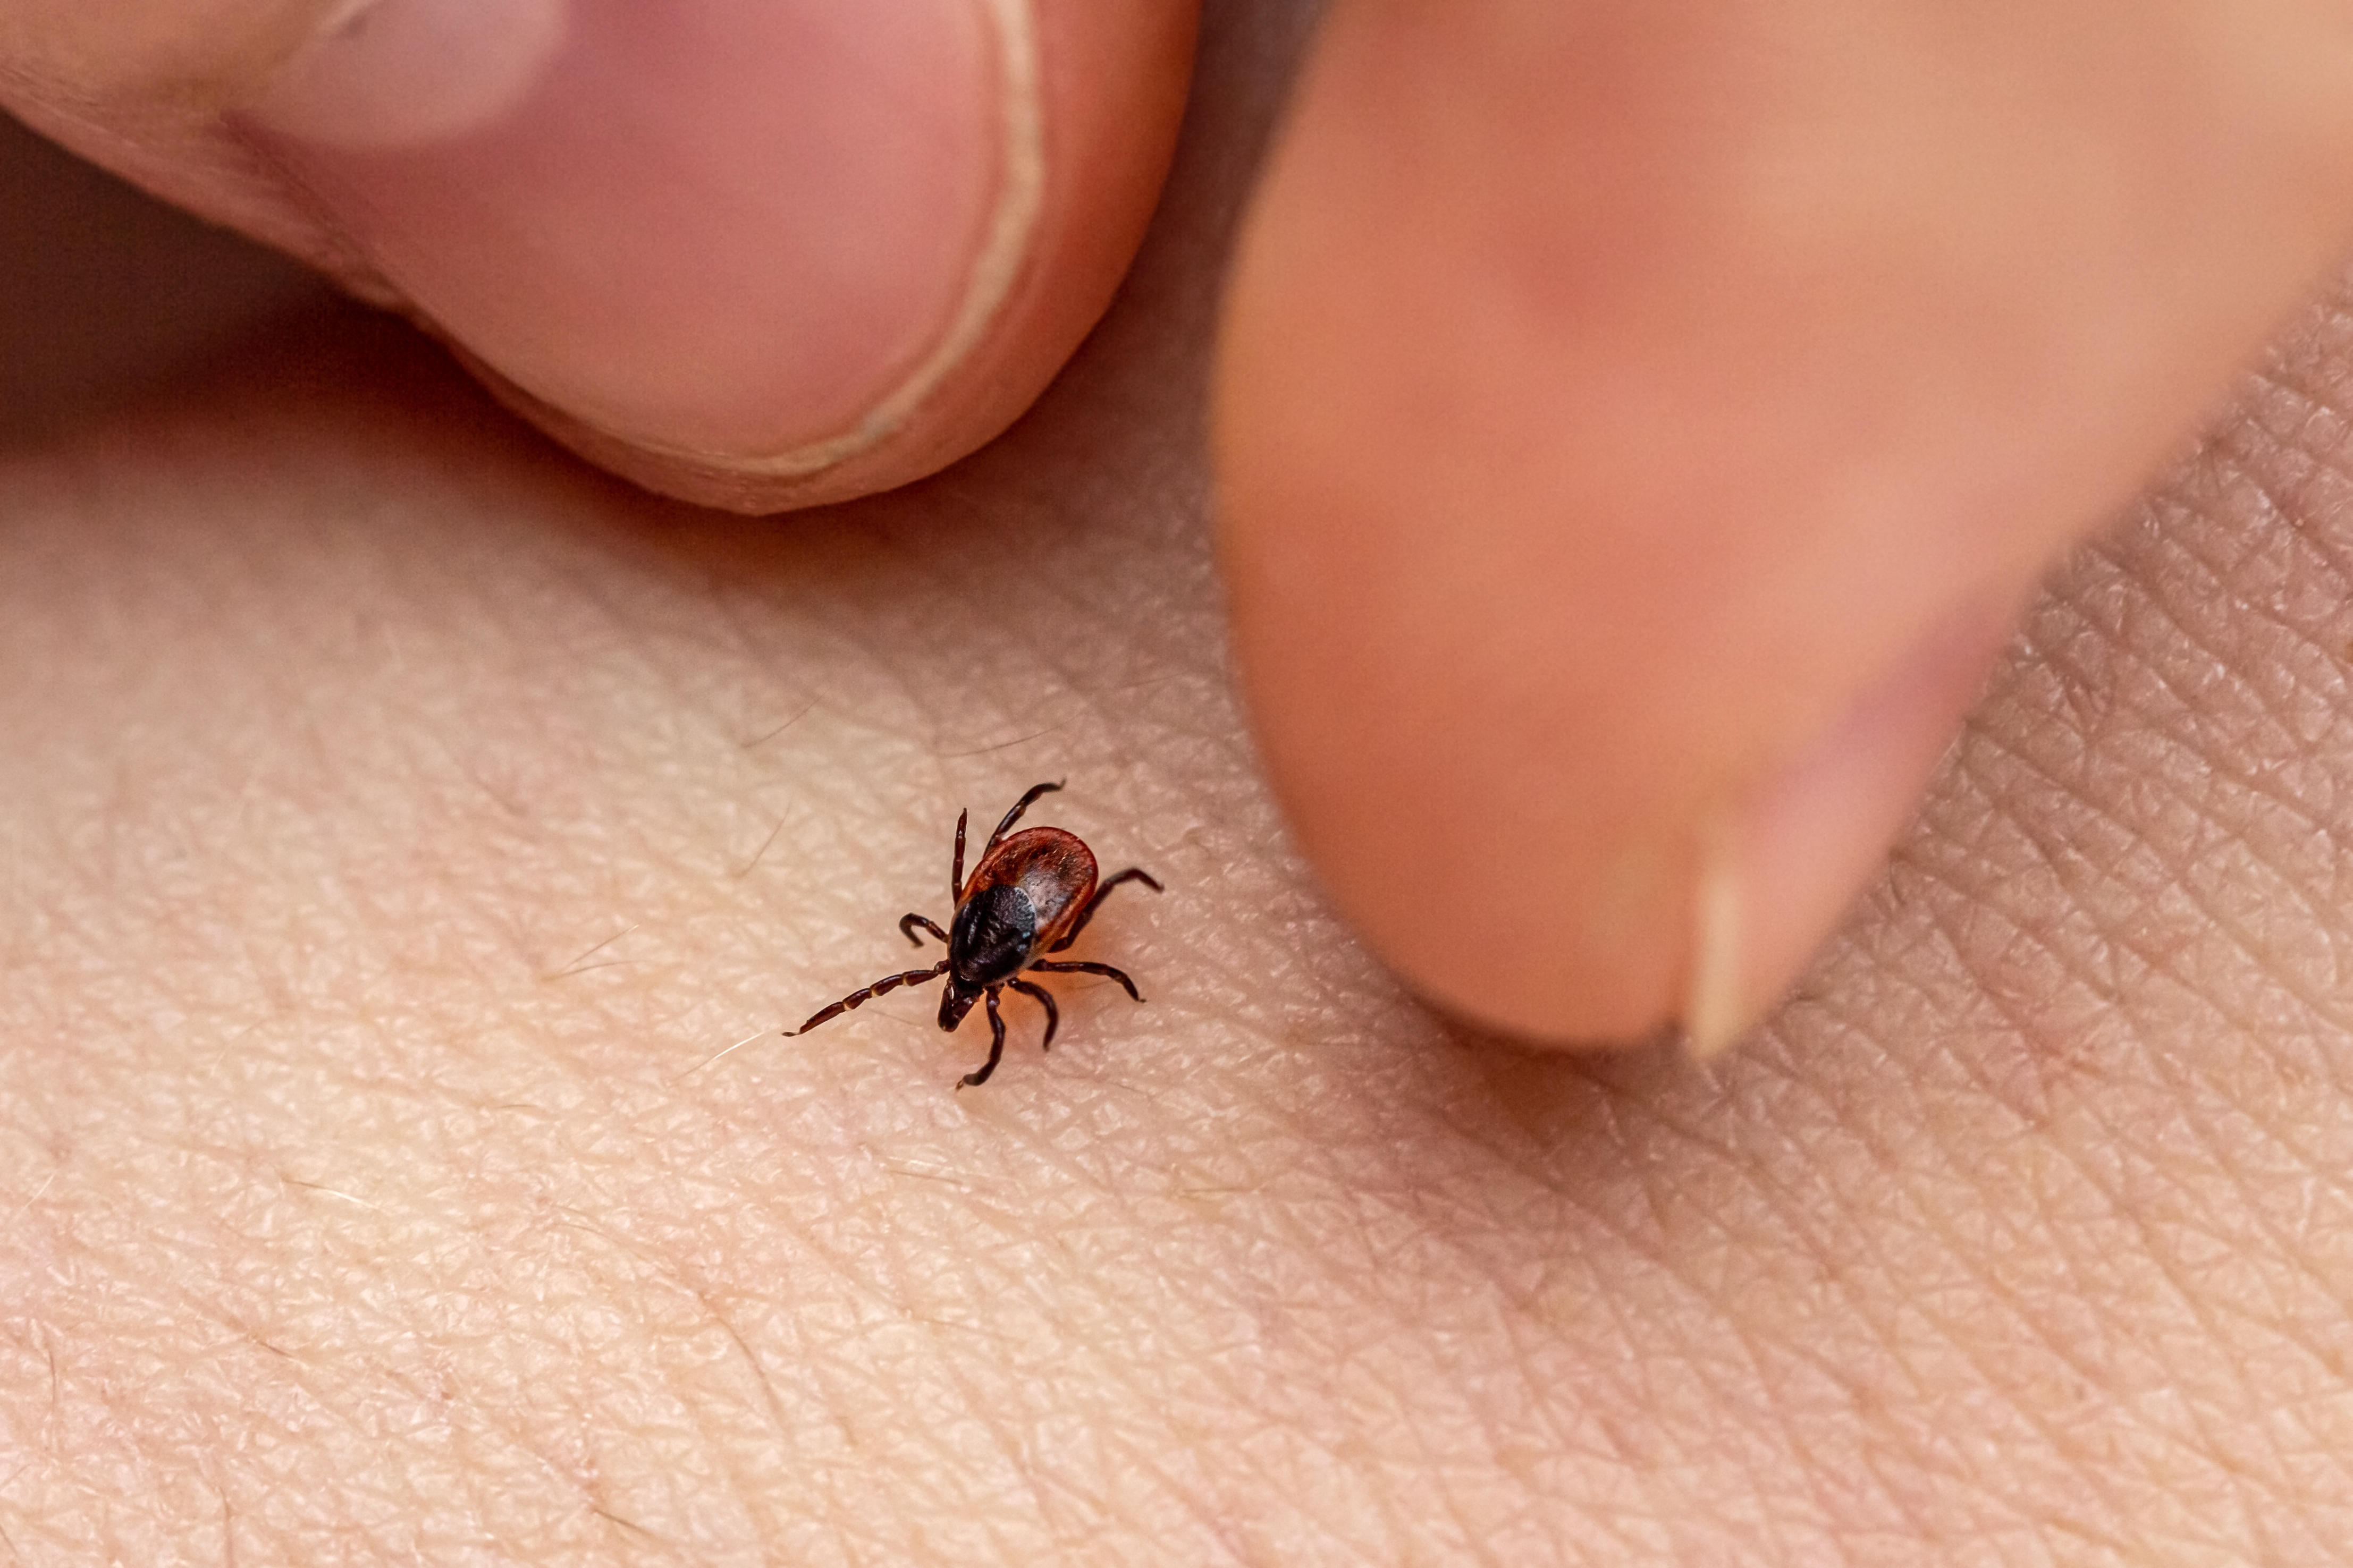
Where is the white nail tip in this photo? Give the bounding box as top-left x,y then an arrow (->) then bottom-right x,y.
1683,825 -> 1747,1062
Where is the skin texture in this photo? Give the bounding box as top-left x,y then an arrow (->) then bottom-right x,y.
7,9 -> 2353,1566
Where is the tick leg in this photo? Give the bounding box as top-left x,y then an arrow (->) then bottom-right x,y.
981,780 -> 1065,864
1046,867 -> 1164,952
788,961 -> 948,1035
1027,959 -> 1144,1003
1007,977 -> 1059,1052
960,987 -> 1009,1088
951,809 -> 969,903
899,912 -> 950,947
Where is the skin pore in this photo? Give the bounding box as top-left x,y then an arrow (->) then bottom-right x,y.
6,6 -> 2353,1563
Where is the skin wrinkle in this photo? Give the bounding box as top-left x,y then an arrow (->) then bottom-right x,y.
1945,722 -> 2312,1056
1115,1203 -> 1374,1561
1944,698 -> 2291,1007
2221,383 -> 2350,548
2095,531 -> 2350,835
534,1209 -> 773,1542
716,1312 -> 895,1564
1882,1020 -> 2343,1523
1761,1248 -> 2007,1546
2145,1027 -> 2353,1326
2056,1040 -> 2331,1513
1652,1136 -> 1959,1482
2043,603 -> 2295,841
1488,1180 -> 1782,1549
663,1221 -> 912,1461
892,1230 -> 1078,1547
1807,1024 -> 2306,1542
409,1044 -> 729,1542
1082,1411 -> 1260,1558
2182,513 -> 2353,742
1984,702 -> 2353,1065
1986,1142 -> 2258,1542
845,1180 -> 1100,1541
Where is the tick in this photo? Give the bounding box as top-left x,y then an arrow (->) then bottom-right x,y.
787,782 -> 1163,1087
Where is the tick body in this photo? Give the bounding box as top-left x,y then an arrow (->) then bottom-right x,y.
788,782 -> 1162,1086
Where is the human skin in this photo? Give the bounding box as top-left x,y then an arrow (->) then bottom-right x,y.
8,9 -> 2353,1568
15,0 -> 2353,1057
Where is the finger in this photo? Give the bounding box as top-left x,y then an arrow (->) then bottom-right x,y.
1214,0 -> 2353,1047
0,0 -> 1197,510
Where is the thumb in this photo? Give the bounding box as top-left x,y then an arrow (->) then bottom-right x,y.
1,0 -> 1195,511
1215,0 -> 2353,1048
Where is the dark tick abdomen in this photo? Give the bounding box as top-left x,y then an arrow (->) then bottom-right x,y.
951,884 -> 1038,986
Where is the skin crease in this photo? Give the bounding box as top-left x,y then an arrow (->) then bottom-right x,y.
6,8 -> 2353,1568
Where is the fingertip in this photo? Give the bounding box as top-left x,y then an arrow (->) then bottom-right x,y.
8,0 -> 1199,511
1216,0 -> 2353,1046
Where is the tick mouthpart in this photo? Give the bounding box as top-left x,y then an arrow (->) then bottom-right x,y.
938,982 -> 982,1031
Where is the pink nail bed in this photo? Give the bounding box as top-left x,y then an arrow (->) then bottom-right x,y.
242,0 -> 1006,462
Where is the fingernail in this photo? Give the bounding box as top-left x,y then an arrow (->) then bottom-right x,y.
238,0 -> 1038,471
1684,600 -> 2019,1058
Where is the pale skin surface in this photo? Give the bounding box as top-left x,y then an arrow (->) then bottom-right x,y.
8,11 -> 2353,1568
